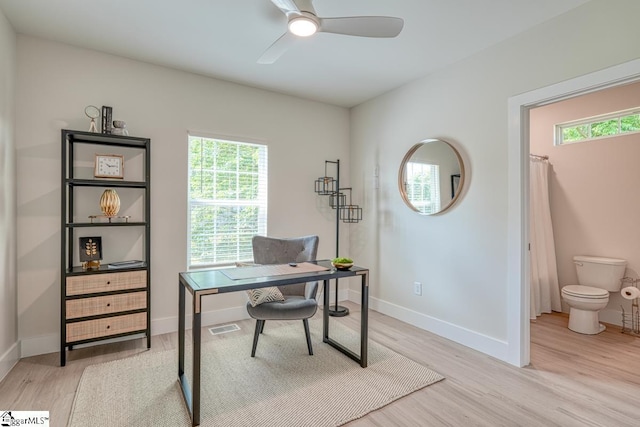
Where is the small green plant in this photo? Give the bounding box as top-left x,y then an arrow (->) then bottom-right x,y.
332,257 -> 353,264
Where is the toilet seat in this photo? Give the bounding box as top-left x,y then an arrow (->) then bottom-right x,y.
562,285 -> 608,299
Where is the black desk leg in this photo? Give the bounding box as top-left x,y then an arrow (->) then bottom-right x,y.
323,279 -> 330,340
360,272 -> 368,368
178,283 -> 185,378
192,295 -> 202,426
178,282 -> 198,425
323,274 -> 368,367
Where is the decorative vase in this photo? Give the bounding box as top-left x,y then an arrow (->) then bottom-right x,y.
100,189 -> 120,217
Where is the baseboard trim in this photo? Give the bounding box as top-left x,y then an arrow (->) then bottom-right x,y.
20,289 -> 349,358
349,290 -> 509,363
0,341 -> 20,382
20,306 -> 252,358
151,306 -> 251,336
15,289 -> 626,363
600,308 -> 624,328
20,334 -> 58,358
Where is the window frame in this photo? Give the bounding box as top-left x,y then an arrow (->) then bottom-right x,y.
405,161 -> 441,215
555,107 -> 640,146
187,133 -> 268,269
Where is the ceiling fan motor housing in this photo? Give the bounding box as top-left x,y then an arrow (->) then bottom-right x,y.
288,11 -> 319,37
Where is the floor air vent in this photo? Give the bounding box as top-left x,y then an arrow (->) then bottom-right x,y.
208,324 -> 240,335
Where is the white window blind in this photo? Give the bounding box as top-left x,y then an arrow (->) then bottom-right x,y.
406,162 -> 441,214
188,135 -> 268,268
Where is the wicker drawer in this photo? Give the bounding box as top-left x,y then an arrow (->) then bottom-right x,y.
66,312 -> 147,343
66,270 -> 147,296
66,291 -> 147,319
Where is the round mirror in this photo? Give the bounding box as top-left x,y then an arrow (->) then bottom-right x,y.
398,139 -> 465,215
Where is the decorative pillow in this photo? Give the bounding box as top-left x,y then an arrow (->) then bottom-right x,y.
246,287 -> 285,307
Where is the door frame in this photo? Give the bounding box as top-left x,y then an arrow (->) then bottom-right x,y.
506,58 -> 640,367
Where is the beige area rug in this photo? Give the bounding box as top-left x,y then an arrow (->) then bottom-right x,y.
68,320 -> 444,427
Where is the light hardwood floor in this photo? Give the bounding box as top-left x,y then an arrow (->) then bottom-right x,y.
1,303 -> 639,426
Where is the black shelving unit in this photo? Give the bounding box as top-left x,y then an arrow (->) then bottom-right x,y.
60,129 -> 151,366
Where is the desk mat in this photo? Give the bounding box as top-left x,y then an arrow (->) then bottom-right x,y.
220,262 -> 330,280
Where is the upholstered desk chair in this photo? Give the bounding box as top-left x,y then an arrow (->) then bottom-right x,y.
247,235 -> 320,357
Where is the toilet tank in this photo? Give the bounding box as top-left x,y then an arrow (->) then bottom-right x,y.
573,255 -> 627,291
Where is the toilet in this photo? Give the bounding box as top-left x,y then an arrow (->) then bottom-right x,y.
561,255 -> 627,335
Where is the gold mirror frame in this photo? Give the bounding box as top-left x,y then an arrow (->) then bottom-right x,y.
398,138 -> 465,215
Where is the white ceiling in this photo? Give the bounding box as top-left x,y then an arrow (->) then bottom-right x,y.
0,0 -> 589,107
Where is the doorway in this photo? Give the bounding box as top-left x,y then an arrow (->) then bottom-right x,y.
507,58 -> 640,367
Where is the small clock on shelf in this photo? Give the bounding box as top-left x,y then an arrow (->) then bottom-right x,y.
94,154 -> 124,179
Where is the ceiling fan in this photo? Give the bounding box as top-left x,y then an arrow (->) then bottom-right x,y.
258,0 -> 404,64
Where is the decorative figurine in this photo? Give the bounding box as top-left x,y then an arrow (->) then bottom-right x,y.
84,105 -> 100,133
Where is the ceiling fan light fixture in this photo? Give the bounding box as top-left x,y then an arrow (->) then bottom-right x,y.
288,16 -> 318,37
260,0 -> 403,64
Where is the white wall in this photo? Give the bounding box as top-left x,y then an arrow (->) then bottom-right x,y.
12,0 -> 640,365
530,81 -> 640,326
15,36 -> 349,357
0,7 -> 18,380
349,0 -> 640,362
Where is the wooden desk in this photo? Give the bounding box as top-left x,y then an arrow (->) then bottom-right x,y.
178,260 -> 369,426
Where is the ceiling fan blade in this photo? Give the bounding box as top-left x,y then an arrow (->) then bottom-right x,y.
270,0 -> 300,14
257,32 -> 300,64
292,0 -> 316,15
319,16 -> 404,38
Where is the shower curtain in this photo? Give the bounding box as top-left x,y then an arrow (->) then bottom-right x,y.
529,157 -> 562,319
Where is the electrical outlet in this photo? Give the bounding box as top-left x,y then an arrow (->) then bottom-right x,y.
413,281 -> 422,296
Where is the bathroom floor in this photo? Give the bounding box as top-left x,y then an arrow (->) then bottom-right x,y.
531,312 -> 640,381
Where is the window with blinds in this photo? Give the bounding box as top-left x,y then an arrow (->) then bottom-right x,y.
188,135 -> 268,268
406,162 -> 441,214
